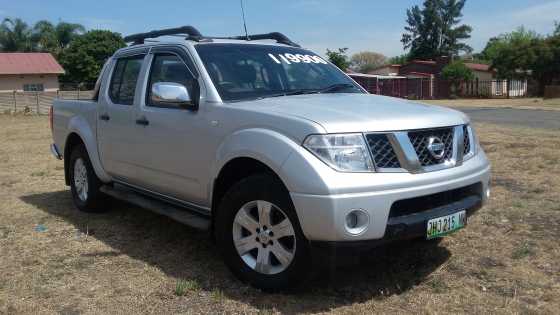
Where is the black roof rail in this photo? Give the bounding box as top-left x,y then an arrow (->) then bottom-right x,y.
211,32 -> 300,47
124,27 -> 300,47
124,26 -> 203,44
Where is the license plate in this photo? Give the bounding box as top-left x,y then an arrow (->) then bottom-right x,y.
426,210 -> 466,239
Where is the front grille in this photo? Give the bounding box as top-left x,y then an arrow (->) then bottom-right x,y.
389,183 -> 483,218
408,127 -> 454,166
365,134 -> 401,169
463,125 -> 471,155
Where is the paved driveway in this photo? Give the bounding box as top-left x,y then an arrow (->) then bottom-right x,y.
455,107 -> 560,130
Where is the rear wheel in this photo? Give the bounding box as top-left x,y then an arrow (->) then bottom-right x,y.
215,174 -> 311,291
69,144 -> 108,212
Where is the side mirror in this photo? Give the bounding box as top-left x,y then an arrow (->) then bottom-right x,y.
151,81 -> 199,111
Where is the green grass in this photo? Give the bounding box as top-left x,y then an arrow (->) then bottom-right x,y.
512,242 -> 535,260
174,279 -> 201,296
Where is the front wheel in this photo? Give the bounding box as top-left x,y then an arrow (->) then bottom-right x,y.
215,174 -> 311,291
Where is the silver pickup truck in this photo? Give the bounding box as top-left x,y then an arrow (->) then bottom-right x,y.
50,26 -> 490,290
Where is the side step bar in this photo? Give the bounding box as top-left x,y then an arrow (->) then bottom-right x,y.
100,184 -> 211,231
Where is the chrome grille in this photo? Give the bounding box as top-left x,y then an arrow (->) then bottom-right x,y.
408,128 -> 454,166
365,134 -> 401,169
463,125 -> 471,155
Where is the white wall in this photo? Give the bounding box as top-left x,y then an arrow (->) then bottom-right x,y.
0,74 -> 60,92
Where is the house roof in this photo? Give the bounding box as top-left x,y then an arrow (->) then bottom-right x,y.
407,71 -> 433,77
410,60 -> 437,65
464,62 -> 492,72
0,53 -> 65,75
348,73 -> 406,79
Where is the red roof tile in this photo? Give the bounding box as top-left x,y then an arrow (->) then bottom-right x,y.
0,53 -> 65,75
464,63 -> 492,72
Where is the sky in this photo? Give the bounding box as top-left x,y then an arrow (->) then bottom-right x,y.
1,0 -> 559,57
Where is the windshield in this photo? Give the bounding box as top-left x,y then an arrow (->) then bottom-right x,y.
195,43 -> 364,102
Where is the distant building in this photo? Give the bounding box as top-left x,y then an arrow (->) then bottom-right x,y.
348,57 -> 527,98
0,53 -> 64,92
367,64 -> 401,76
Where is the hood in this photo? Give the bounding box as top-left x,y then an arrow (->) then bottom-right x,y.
233,93 -> 469,133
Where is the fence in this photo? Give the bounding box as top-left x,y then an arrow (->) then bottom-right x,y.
0,90 -> 95,115
350,76 -> 531,100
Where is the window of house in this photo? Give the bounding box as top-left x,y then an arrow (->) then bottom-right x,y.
109,55 -> 144,105
23,84 -> 44,92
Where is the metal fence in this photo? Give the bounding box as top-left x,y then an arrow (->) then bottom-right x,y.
351,77 -> 532,100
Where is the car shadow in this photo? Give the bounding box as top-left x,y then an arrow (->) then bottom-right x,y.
21,190 -> 451,313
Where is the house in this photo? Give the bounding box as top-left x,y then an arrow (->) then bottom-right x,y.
0,53 -> 64,92
367,64 -> 401,76
348,57 -> 527,99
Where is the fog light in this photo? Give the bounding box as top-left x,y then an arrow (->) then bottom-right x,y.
486,187 -> 491,199
344,209 -> 369,235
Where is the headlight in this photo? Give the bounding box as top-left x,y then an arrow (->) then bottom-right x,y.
466,125 -> 479,158
303,133 -> 374,172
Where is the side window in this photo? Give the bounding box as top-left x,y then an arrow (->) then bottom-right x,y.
109,55 -> 144,105
147,54 -> 195,108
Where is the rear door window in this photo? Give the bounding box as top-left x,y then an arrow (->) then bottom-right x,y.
109,55 -> 144,105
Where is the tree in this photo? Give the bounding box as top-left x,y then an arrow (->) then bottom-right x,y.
441,60 -> 474,96
401,0 -> 472,59
554,21 -> 560,36
350,51 -> 387,73
326,48 -> 350,71
59,30 -> 126,83
481,27 -> 542,79
0,18 -> 34,52
389,54 -> 409,65
32,20 -> 85,56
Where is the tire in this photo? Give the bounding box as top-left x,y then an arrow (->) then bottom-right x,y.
68,144 -> 108,213
215,174 -> 311,291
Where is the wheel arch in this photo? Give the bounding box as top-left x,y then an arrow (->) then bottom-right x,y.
211,156 -> 290,214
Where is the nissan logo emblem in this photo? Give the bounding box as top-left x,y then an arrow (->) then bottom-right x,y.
427,136 -> 445,159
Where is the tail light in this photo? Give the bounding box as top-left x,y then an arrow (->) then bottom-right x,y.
49,106 -> 54,133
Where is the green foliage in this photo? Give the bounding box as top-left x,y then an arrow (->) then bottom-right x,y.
481,27 -> 546,79
32,20 -> 85,56
554,21 -> 560,36
0,18 -> 85,55
59,30 -> 125,83
442,60 -> 474,81
401,0 -> 472,59
326,48 -> 350,71
389,54 -> 410,65
350,51 -> 387,73
0,18 -> 34,52
442,60 -> 473,97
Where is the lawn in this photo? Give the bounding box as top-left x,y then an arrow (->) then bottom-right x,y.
424,97 -> 560,111
0,115 -> 559,314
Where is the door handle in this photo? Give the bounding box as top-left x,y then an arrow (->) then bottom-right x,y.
135,117 -> 149,126
99,113 -> 110,121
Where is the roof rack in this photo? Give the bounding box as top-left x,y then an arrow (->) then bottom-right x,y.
123,26 -> 203,45
123,26 -> 300,47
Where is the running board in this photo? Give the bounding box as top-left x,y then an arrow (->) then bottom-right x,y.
100,184 -> 211,231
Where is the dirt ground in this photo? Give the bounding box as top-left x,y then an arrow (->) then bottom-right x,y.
424,98 -> 560,111
1,115 -> 559,314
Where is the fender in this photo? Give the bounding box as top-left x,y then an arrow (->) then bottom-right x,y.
66,114 -> 112,183
209,128 -> 330,200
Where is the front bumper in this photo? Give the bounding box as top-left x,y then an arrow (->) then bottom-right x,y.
290,151 -> 491,242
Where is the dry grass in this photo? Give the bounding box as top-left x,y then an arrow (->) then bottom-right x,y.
0,115 -> 559,314
424,98 -> 560,111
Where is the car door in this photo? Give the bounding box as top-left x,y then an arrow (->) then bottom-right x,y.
97,54 -> 146,182
128,48 -> 210,205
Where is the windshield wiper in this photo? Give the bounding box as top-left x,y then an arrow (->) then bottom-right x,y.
257,84 -> 357,100
316,83 -> 357,93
